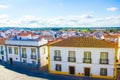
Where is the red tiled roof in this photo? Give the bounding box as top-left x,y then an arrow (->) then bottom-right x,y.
49,37 -> 115,48
0,38 -> 8,45
19,32 -> 36,36
104,35 -> 119,38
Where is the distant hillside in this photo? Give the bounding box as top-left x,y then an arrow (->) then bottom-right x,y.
0,27 -> 120,32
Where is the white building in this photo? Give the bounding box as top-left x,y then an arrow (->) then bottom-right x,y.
0,38 -> 7,62
5,37 -> 48,69
48,37 -> 117,79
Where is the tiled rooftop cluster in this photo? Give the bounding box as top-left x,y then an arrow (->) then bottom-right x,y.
0,28 -> 120,43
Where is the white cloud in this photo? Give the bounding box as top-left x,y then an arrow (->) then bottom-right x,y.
0,14 -> 120,27
107,7 -> 118,12
0,14 -> 9,19
0,5 -> 8,9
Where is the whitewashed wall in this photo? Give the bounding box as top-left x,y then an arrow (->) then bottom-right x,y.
40,46 -> 48,67
7,46 -> 20,62
50,46 -> 115,76
21,46 -> 38,64
0,45 -> 7,61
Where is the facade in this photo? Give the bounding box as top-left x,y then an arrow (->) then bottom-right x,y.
0,38 -> 7,62
48,37 -> 117,79
117,37 -> 120,66
0,37 -> 48,69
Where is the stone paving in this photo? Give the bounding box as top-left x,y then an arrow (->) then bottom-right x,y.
0,63 -> 114,80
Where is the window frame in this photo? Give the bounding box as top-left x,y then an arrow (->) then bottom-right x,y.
31,48 -> 36,55
22,48 -> 26,54
14,47 -> 18,55
68,51 -> 76,57
55,64 -> 61,71
8,47 -> 12,54
54,50 -> 61,57
100,68 -> 107,76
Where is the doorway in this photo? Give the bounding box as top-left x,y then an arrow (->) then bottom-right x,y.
84,67 -> 90,76
9,58 -> 13,65
69,66 -> 75,74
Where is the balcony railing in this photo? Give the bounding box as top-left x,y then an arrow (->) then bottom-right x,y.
0,51 -> 4,55
100,59 -> 109,64
31,55 -> 37,59
54,56 -> 61,61
68,57 -> 76,62
83,58 -> 92,63
22,54 -> 27,58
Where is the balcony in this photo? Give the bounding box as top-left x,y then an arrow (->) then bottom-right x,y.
68,57 -> 76,62
83,58 -> 92,63
100,59 -> 109,64
22,54 -> 27,58
0,51 -> 4,55
31,55 -> 37,59
54,56 -> 61,61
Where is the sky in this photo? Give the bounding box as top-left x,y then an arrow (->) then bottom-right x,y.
0,0 -> 120,27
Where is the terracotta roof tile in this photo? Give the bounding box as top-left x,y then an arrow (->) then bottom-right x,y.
19,32 -> 35,36
0,38 -> 7,45
104,35 -> 119,38
49,37 -> 115,48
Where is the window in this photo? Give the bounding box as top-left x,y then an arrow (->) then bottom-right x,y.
68,51 -> 76,62
0,46 -> 4,55
22,48 -> 26,54
100,52 -> 108,59
84,51 -> 91,58
31,48 -> 36,55
100,68 -> 107,76
8,47 -> 12,54
54,50 -> 61,56
83,51 -> 91,63
55,64 -> 61,71
32,61 -> 36,65
14,47 -> 18,55
69,51 -> 75,57
22,48 -> 27,58
23,59 -> 27,64
54,50 -> 61,61
0,46 -> 3,50
100,52 -> 108,64
31,48 -> 36,59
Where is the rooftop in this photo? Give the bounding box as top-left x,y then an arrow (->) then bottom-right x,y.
49,37 -> 115,48
0,38 -> 8,45
9,38 -> 38,41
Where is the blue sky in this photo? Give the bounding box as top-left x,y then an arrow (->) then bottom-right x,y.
0,0 -> 120,27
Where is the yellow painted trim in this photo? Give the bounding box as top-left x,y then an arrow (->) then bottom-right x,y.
92,74 -> 114,79
114,47 -> 118,80
118,60 -> 120,64
48,46 -> 50,71
75,73 -> 84,76
49,70 -> 69,75
49,70 -> 114,79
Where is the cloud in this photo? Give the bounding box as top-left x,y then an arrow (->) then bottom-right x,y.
0,14 -> 120,27
107,7 -> 118,12
0,5 -> 8,9
0,14 -> 9,19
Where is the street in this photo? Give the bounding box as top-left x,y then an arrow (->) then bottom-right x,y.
0,63 -> 112,80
